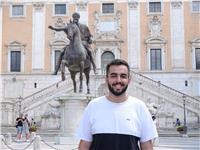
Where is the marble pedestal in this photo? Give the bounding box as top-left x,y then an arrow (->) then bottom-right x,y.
55,93 -> 89,145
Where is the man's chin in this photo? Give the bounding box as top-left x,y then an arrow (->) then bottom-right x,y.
110,89 -> 126,96
108,83 -> 128,97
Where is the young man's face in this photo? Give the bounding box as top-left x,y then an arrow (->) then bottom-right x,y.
106,65 -> 130,96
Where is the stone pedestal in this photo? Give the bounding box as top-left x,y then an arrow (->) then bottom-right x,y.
55,93 -> 89,144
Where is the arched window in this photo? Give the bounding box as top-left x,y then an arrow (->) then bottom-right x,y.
101,51 -> 115,74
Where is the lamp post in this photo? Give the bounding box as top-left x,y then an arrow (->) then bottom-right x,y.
182,95 -> 187,136
18,96 -> 22,115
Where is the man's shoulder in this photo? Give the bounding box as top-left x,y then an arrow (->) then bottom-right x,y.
128,96 -> 146,106
87,96 -> 106,107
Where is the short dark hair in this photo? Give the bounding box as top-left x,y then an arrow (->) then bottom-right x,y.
106,59 -> 130,77
72,12 -> 80,18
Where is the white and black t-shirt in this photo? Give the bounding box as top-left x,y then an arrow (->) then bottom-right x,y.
76,96 -> 158,150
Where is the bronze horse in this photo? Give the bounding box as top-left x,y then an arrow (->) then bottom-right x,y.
53,22 -> 92,94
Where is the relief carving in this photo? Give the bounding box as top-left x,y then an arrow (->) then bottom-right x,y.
76,1 -> 87,11
149,16 -> 162,37
33,2 -> 44,11
171,1 -> 182,9
128,1 -> 139,9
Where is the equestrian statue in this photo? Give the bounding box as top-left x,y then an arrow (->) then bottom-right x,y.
48,12 -> 96,94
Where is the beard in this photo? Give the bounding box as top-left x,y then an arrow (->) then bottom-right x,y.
107,82 -> 128,96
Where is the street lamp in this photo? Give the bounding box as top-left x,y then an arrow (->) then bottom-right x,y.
182,95 -> 187,135
18,96 -> 22,115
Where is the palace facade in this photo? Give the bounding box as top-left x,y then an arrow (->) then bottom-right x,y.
0,0 -> 199,128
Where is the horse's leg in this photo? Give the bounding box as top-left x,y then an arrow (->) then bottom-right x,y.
70,72 -> 77,93
61,60 -> 65,81
84,68 -> 90,94
79,61 -> 84,93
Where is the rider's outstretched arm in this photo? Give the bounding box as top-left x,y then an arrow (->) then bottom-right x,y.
48,26 -> 66,32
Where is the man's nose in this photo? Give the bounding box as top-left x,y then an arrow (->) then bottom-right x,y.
116,75 -> 122,82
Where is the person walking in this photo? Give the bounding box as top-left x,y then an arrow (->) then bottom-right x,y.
175,118 -> 181,126
76,59 -> 158,150
23,114 -> 30,141
16,113 -> 23,140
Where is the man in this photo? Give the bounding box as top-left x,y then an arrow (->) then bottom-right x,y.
23,114 -> 30,141
16,113 -> 23,140
49,12 -> 96,75
76,59 -> 158,150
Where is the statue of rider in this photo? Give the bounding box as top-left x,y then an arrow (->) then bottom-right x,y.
49,12 -> 96,75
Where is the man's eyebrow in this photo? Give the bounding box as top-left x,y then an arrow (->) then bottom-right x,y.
109,73 -> 128,76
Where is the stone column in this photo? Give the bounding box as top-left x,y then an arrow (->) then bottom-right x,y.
56,93 -> 88,144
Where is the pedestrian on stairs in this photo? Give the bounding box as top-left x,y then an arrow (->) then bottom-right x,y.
175,118 -> 181,127
23,114 -> 30,141
16,113 -> 23,140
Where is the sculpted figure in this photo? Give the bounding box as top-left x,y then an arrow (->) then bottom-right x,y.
49,12 -> 96,75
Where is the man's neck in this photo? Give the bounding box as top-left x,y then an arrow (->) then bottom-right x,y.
106,93 -> 128,103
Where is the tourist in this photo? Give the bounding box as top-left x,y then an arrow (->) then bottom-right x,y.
76,59 -> 158,150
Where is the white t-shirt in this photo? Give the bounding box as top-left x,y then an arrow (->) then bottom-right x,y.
76,96 -> 158,149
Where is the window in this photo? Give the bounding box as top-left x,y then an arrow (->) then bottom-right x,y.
149,2 -> 162,13
102,3 -> 114,14
192,1 -> 200,12
55,50 -> 61,71
12,5 -> 24,17
150,49 -> 162,70
11,51 -> 21,72
101,51 -> 115,74
195,48 -> 200,69
54,4 -> 66,15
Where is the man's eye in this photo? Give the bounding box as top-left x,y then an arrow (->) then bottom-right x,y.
121,75 -> 128,79
110,75 -> 117,78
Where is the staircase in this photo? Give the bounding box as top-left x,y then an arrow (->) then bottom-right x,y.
17,71 -> 199,126
130,71 -> 200,116
21,74 -> 74,113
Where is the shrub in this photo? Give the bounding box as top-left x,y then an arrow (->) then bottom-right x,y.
29,126 -> 37,132
176,125 -> 184,132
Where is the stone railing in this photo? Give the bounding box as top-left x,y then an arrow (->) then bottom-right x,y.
21,75 -> 74,113
131,71 -> 200,115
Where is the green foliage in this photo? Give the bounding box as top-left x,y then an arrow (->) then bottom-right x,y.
176,125 -> 184,131
29,126 -> 37,132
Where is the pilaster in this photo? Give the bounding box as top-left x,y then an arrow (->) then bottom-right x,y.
170,0 -> 185,70
0,3 -> 3,73
76,1 -> 88,25
127,1 -> 140,70
32,2 -> 45,71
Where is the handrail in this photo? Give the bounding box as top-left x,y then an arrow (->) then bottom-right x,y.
131,70 -> 200,115
131,70 -> 200,103
21,74 -> 73,112
21,79 -> 67,103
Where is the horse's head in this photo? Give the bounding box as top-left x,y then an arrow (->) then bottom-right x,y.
66,20 -> 80,41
